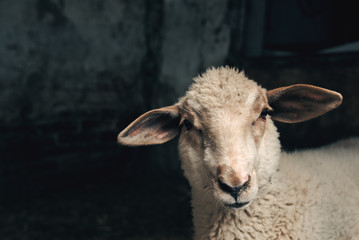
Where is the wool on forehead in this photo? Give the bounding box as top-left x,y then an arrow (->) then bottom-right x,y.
181,67 -> 265,113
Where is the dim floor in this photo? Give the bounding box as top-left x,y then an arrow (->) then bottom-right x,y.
0,173 -> 193,240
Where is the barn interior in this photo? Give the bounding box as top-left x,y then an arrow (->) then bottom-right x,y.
1,0 -> 359,239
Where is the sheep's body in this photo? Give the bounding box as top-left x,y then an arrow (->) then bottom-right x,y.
191,138 -> 359,240
118,67 -> 358,239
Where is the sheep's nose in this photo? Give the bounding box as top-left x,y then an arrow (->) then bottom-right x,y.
218,177 -> 250,199
217,165 -> 250,199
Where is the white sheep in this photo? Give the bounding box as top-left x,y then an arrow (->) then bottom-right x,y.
118,67 -> 359,240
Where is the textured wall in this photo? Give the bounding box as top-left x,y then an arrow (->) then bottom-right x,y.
0,0 -> 147,195
0,0 -> 146,123
1,0 -> 358,198
0,0 -> 239,196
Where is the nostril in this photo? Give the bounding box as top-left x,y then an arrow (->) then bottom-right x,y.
217,177 -> 250,199
218,179 -> 236,194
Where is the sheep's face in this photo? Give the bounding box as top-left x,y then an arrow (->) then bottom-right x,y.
178,112 -> 280,209
118,67 -> 342,210
178,74 -> 281,209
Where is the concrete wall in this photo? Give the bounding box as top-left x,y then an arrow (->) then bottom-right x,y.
0,0 -> 240,196
1,0 -> 358,197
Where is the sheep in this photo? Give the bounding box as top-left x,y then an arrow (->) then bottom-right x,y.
117,67 -> 359,240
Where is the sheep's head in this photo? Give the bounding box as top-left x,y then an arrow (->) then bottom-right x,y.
118,67 -> 342,210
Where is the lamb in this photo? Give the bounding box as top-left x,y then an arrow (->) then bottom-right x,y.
118,67 -> 359,240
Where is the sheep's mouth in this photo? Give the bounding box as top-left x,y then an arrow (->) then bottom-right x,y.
224,201 -> 250,209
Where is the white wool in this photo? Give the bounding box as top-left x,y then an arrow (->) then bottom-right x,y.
119,67 -> 358,239
177,67 -> 359,240
187,138 -> 359,240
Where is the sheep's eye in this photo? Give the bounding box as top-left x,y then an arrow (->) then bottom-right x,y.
259,108 -> 270,120
183,119 -> 193,130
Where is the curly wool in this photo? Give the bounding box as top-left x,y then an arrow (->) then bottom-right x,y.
189,139 -> 359,240
177,68 -> 359,240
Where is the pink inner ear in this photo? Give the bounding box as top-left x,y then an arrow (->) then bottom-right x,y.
128,127 -> 143,137
303,92 -> 327,101
118,106 -> 181,146
143,122 -> 170,139
156,131 -> 172,141
279,101 -> 307,111
268,84 -> 342,123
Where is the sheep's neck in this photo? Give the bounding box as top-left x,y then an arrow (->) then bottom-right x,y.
191,184 -> 306,240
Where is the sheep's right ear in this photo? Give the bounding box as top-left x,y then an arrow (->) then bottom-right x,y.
118,106 -> 181,146
267,84 -> 343,123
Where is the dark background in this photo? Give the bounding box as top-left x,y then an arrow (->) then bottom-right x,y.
1,0 -> 359,239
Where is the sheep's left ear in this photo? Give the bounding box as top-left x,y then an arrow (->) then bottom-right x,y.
118,106 -> 181,146
267,84 -> 343,123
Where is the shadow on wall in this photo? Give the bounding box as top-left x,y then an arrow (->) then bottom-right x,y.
0,0 -> 239,196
